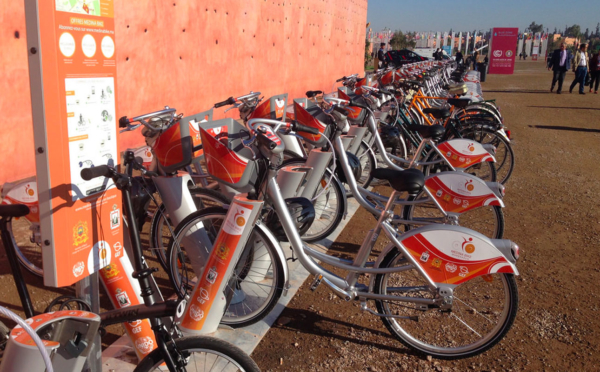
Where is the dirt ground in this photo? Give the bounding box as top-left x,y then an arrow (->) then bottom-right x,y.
1,60 -> 599,371
250,61 -> 600,372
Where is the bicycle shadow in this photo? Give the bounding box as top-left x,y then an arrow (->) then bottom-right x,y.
485,89 -> 550,94
528,125 -> 600,133
271,308 -> 424,358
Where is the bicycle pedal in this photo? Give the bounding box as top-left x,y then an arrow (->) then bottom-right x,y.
310,274 -> 323,291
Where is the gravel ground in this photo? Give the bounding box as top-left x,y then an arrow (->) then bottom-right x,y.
250,60 -> 600,371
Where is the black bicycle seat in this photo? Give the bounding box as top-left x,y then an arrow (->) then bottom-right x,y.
423,107 -> 451,119
370,168 -> 424,194
405,124 -> 445,141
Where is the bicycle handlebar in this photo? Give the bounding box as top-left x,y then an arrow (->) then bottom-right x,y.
214,96 -> 236,108
81,165 -> 113,181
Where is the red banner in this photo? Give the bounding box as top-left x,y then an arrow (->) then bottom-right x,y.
488,28 -> 518,74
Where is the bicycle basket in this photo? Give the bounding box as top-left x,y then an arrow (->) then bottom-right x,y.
150,109 -> 213,174
293,98 -> 332,147
338,87 -> 366,124
198,118 -> 258,191
181,108 -> 214,164
248,93 -> 288,121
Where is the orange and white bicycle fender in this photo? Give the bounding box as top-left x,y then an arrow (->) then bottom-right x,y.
437,139 -> 495,169
424,171 -> 504,214
400,225 -> 518,286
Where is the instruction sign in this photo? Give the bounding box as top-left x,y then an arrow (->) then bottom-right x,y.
25,0 -> 122,287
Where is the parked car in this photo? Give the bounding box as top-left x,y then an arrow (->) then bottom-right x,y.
385,49 -> 430,66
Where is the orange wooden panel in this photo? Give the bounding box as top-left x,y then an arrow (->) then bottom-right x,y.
0,0 -> 368,184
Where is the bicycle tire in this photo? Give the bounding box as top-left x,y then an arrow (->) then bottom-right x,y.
7,219 -> 43,277
150,188 -> 230,271
460,128 -> 514,184
0,320 -> 9,360
278,158 -> 346,243
402,191 -> 505,239
134,336 -> 260,372
373,247 -> 518,359
167,207 -> 284,328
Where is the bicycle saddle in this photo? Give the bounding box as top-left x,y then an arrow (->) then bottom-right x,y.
447,98 -> 471,108
422,107 -> 451,119
370,168 -> 424,194
405,124 -> 445,141
0,204 -> 30,218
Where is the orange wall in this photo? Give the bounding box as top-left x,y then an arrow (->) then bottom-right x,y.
0,0 -> 367,184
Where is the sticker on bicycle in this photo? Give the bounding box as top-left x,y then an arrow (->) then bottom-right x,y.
425,173 -> 502,213
181,201 -> 256,331
133,146 -> 153,167
199,127 -> 249,184
337,89 -> 363,120
437,139 -> 495,169
188,116 -> 212,157
98,252 -> 158,358
401,230 -> 517,285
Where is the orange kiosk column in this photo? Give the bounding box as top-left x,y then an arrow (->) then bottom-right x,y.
24,0 -> 157,367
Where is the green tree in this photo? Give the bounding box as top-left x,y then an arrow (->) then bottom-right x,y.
565,25 -> 581,38
528,22 -> 544,34
596,23 -> 600,37
364,38 -> 372,69
389,30 -> 416,50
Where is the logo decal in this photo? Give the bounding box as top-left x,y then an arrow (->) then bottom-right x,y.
73,221 -> 88,246
462,237 -> 475,254
101,262 -> 119,279
464,179 -> 474,191
431,258 -> 442,268
420,251 -> 430,263
135,337 -> 155,355
216,243 -> 229,261
206,266 -> 218,284
73,262 -> 85,277
189,304 -> 204,321
493,50 -> 503,58
445,263 -> 457,273
459,266 -> 469,277
115,288 -> 131,308
196,288 -> 210,304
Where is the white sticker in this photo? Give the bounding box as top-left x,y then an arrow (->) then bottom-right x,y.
223,204 -> 253,235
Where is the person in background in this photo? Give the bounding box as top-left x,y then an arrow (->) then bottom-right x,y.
434,48 -> 442,61
376,43 -> 386,72
524,53 -> 528,60
570,43 -> 589,94
589,50 -> 600,94
547,42 -> 571,94
455,50 -> 464,64
473,50 -> 479,70
519,52 -> 523,60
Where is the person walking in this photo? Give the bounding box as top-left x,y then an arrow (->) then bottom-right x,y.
472,50 -> 479,70
519,52 -> 523,60
589,50 -> 600,94
375,43 -> 386,72
569,43 -> 589,94
455,50 -> 464,65
548,42 -> 571,94
434,48 -> 442,61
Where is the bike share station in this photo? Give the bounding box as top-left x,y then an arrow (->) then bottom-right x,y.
1,1 -> 362,371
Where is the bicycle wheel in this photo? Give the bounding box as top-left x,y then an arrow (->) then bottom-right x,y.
278,158 -> 345,243
402,191 -> 504,239
460,128 -> 514,184
373,247 -> 518,359
422,145 -> 497,183
134,336 -> 260,372
150,188 -> 230,271
7,218 -> 42,277
354,142 -> 376,189
0,320 -> 9,360
167,207 -> 284,327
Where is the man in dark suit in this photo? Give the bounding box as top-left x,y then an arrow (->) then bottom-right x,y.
547,43 -> 571,94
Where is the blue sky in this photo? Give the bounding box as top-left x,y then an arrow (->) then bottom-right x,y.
367,0 -> 599,34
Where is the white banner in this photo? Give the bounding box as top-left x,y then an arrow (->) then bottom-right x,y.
458,32 -> 462,53
465,32 -> 470,55
517,38 -> 524,57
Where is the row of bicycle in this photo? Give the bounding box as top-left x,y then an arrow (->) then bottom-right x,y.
0,58 -> 519,371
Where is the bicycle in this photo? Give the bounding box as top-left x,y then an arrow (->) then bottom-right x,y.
0,153 -> 260,371
168,114 -> 521,359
